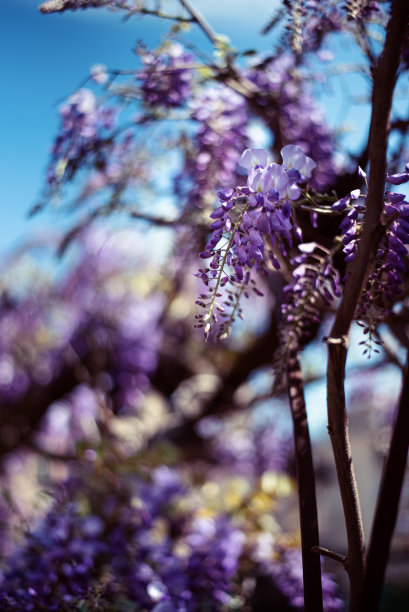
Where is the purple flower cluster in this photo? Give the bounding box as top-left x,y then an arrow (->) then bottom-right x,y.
195,146 -> 316,339
331,166 -> 409,355
176,84 -> 249,210
332,187 -> 364,262
46,88 -> 117,195
333,169 -> 409,314
245,54 -> 337,191
283,1 -> 379,54
76,130 -> 142,199
269,548 -> 344,611
0,229 -> 164,453
184,516 -> 245,609
0,501 -> 106,610
279,243 -> 341,352
206,416 -> 293,478
137,42 -> 194,110
0,466 -> 245,611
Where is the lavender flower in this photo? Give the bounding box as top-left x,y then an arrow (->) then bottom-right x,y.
175,84 -> 249,211
137,42 -> 194,110
0,466 -> 244,612
245,54 -> 337,191
333,166 -> 409,355
195,147 -> 316,340
270,548 -> 344,611
278,242 -> 341,360
45,88 -> 117,196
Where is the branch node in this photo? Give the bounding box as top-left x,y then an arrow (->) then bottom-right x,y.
324,335 -> 349,348
311,545 -> 347,565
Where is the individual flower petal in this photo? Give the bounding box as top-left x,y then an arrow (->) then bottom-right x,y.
386,191 -> 406,204
267,163 -> 289,197
332,195 -> 351,211
248,166 -> 274,193
248,228 -> 263,246
281,144 -> 316,179
239,148 -> 268,171
386,172 -> 409,185
286,183 -> 301,201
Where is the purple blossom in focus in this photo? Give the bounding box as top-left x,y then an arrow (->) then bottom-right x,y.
195,146 -> 316,340
333,173 -> 409,329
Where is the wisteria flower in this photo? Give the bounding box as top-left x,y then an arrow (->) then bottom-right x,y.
196,146 -> 317,339
239,148 -> 269,171
281,144 -> 317,180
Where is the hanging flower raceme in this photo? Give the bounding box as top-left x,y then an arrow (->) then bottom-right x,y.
175,84 -> 250,211
275,242 -> 341,370
45,88 -> 118,196
332,164 -> 409,354
137,42 -> 195,110
195,146 -> 317,340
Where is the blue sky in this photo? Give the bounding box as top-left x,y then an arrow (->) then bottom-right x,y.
1,1 -> 285,256
1,0 -> 371,257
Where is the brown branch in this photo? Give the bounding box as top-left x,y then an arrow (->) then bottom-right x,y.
326,3 -> 409,610
326,337 -> 365,612
287,343 -> 323,612
312,546 -> 346,565
362,350 -> 409,611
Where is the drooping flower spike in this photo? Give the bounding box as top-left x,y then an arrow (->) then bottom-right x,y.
195,146 -> 317,340
332,163 -> 409,355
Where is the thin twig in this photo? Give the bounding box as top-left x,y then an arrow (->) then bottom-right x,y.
177,0 -> 219,45
312,546 -> 346,565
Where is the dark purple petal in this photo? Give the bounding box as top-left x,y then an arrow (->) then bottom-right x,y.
210,206 -> 225,219
386,191 -> 406,204
386,172 -> 409,185
248,228 -> 263,246
332,195 -> 350,211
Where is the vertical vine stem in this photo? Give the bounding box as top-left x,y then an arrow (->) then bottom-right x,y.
325,2 -> 409,611
362,350 -> 409,610
326,339 -> 365,612
287,342 -> 323,612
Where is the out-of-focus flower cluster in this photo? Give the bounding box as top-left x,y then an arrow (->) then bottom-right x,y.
46,89 -> 118,197
0,228 -> 163,454
137,42 -> 194,110
245,54 -> 337,191
0,433 -> 343,611
41,37 -> 342,230
175,84 -> 250,211
195,145 -> 316,340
